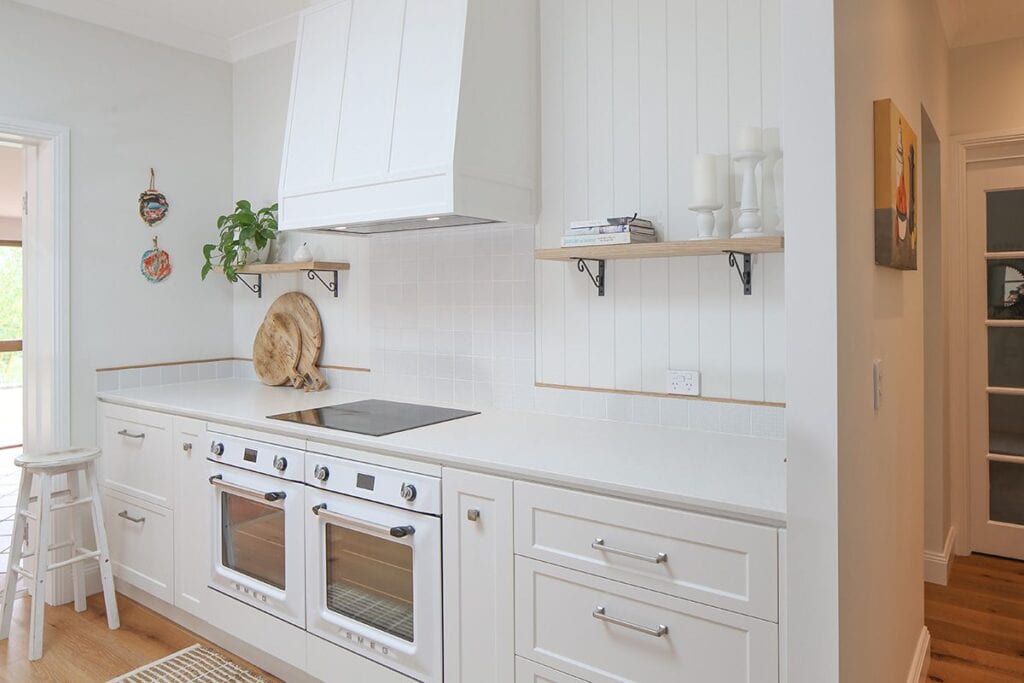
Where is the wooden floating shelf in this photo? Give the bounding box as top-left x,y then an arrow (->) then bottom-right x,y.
229,260 -> 351,274
216,261 -> 350,299
535,236 -> 784,297
534,236 -> 784,262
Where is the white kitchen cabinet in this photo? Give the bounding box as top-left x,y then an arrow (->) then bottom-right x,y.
515,658 -> 585,683
279,0 -> 537,232
102,488 -> 174,604
442,468 -> 514,683
172,417 -> 209,619
515,557 -> 779,683
99,403 -> 174,507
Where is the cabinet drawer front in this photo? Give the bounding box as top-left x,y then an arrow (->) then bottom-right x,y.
100,405 -> 173,507
514,482 -> 778,620
516,658 -> 586,683
515,558 -> 778,683
103,489 -> 173,604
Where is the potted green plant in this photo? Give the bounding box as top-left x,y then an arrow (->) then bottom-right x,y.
201,200 -> 279,282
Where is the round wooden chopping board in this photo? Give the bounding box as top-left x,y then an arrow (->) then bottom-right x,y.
265,292 -> 328,390
252,312 -> 302,386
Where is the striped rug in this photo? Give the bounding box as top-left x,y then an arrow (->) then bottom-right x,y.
108,644 -> 267,683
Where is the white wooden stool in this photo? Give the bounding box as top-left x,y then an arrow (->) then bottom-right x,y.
0,447 -> 120,660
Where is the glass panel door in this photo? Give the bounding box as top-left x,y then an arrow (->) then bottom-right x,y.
324,523 -> 414,642
220,492 -> 286,589
0,242 -> 22,449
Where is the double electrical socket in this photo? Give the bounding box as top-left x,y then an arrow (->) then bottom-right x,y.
666,369 -> 700,396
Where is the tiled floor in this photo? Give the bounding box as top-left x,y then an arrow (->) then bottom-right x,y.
0,449 -> 21,584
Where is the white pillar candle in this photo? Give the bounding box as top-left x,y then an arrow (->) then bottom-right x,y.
692,153 -> 718,206
737,126 -> 763,154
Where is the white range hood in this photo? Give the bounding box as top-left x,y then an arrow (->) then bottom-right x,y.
278,0 -> 538,235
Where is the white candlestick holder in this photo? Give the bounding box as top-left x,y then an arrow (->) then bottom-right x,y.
688,203 -> 723,240
733,150 -> 765,238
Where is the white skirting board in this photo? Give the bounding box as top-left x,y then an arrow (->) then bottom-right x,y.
907,626 -> 931,683
923,526 -> 957,586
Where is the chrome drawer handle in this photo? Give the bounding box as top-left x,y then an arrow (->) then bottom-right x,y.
592,606 -> 668,638
118,510 -> 146,524
592,538 -> 667,564
467,508 -> 480,522
117,429 -> 145,439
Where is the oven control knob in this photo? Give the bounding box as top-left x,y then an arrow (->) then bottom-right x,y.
313,464 -> 330,482
400,483 -> 417,502
273,456 -> 288,472
210,441 -> 224,457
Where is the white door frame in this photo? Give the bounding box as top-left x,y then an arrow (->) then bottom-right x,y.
0,117 -> 70,452
950,127 -> 1024,555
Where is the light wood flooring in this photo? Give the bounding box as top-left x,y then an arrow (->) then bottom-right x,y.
926,553 -> 1024,682
0,592 -> 279,682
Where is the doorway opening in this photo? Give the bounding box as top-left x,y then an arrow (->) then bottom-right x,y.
0,143 -> 24,576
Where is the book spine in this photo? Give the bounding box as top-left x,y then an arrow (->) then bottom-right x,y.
567,224 -> 656,235
568,218 -> 612,230
561,233 -> 653,247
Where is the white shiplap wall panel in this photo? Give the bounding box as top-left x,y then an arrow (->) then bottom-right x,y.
587,0 -> 617,389
538,0 -> 784,404
563,0 -> 592,387
727,0 -> 765,401
537,0 -> 566,384
611,0 -> 643,391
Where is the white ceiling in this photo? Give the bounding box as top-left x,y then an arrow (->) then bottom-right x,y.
937,0 -> 1024,48
13,0 -> 313,62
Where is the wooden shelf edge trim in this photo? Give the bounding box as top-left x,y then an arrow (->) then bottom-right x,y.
0,340 -> 22,353
985,251 -> 1024,260
535,382 -> 786,408
535,236 -> 784,261
987,386 -> 1024,396
986,320 -> 1024,327
221,261 -> 351,274
97,357 -> 371,374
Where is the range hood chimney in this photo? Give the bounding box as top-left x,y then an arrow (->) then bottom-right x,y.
277,0 -> 538,235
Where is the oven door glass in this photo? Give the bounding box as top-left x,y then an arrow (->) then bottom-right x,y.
325,523 -> 414,642
220,491 -> 286,590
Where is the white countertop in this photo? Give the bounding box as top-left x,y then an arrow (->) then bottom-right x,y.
97,379 -> 786,525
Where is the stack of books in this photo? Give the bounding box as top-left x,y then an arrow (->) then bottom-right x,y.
560,215 -> 657,247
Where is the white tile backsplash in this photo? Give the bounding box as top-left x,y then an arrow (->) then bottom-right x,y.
96,224 -> 785,440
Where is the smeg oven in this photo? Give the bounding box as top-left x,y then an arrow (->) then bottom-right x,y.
207,433 -> 305,627
304,451 -> 442,683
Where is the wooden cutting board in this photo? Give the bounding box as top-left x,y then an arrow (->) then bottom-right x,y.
265,292 -> 328,391
252,312 -> 301,386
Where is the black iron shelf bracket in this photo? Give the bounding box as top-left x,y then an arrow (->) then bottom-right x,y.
236,273 -> 263,298
307,269 -> 339,298
725,251 -> 753,295
575,258 -> 606,296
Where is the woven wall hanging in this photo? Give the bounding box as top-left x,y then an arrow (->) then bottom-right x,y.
141,236 -> 172,282
139,168 -> 169,226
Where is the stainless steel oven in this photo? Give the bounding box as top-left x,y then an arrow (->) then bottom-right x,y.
304,451 -> 442,683
208,434 -> 305,627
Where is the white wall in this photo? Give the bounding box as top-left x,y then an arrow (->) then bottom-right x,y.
0,1 -> 235,445
950,37 -> 1024,136
535,0 -> 785,404
834,0 -> 950,681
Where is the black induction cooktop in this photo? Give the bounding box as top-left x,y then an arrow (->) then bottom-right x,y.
268,399 -> 480,437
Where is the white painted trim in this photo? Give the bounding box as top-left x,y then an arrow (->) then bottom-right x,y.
0,117 -> 72,607
923,526 -> 957,586
949,127 -> 1024,556
906,627 -> 931,683
228,14 -> 299,63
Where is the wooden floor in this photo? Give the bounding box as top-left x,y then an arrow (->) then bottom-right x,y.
926,553 -> 1024,682
0,592 -> 279,682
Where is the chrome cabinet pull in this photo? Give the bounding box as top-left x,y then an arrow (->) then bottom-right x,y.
466,508 -> 480,522
208,474 -> 286,504
118,510 -> 146,524
592,538 -> 667,564
117,429 -> 145,439
182,442 -> 193,453
592,606 -> 668,637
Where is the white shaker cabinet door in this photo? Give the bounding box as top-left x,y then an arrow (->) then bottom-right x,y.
442,468 -> 515,683
172,417 -> 210,619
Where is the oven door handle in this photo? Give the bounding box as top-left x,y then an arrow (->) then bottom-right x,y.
209,474 -> 287,504
311,503 -> 416,538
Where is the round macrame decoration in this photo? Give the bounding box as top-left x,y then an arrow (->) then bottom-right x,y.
139,168 -> 169,226
141,236 -> 172,282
